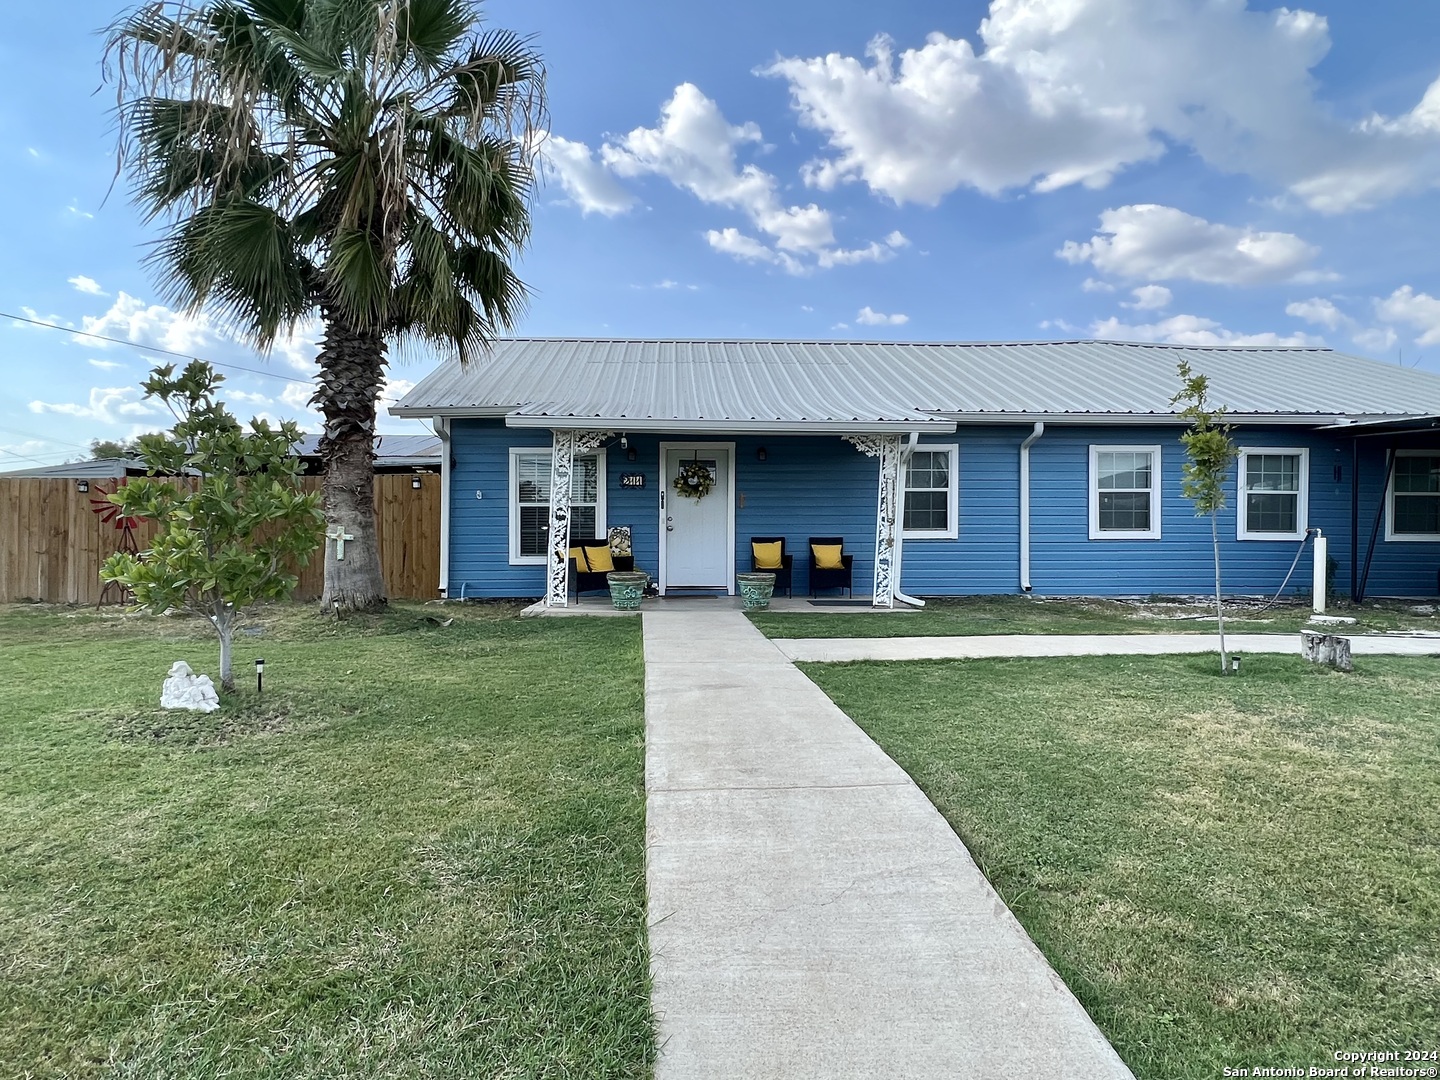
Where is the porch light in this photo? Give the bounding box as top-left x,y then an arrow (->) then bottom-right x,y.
255,657 -> 265,693
411,474 -> 423,489
627,446 -> 638,462
756,447 -> 768,462
76,479 -> 89,493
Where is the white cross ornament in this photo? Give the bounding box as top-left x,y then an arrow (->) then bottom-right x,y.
326,525 -> 356,560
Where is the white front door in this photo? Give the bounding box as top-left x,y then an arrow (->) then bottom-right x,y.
662,445 -> 733,590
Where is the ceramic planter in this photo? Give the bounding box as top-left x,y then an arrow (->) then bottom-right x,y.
736,572 -> 776,610
606,571 -> 649,610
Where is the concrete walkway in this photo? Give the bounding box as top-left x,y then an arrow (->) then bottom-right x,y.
643,608 -> 1134,1079
774,631 -> 1440,663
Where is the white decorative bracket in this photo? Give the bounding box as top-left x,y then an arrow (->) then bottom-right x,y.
844,434 -> 902,608
545,428 -> 614,607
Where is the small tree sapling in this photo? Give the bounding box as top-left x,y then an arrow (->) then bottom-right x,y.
1172,361 -> 1239,674
101,361 -> 324,691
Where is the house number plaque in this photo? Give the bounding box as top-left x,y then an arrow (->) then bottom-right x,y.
620,472 -> 646,488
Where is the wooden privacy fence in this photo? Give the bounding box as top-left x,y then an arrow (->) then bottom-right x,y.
0,474 -> 440,605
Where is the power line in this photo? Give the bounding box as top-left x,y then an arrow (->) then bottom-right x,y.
0,446 -> 75,468
1,311 -> 317,386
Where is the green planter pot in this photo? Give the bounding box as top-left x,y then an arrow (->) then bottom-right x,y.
736,572 -> 776,610
606,571 -> 649,610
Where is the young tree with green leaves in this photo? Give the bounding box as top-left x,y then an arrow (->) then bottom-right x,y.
105,0 -> 545,612
101,361 -> 324,691
1172,361 -> 1239,674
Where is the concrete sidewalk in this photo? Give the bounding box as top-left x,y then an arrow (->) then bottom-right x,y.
773,631 -> 1440,663
643,608 -> 1134,1079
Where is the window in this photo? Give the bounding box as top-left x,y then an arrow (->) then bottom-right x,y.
1386,451 -> 1440,542
1237,447 -> 1308,540
1089,445 -> 1161,539
508,448 -> 606,564
903,445 -> 958,540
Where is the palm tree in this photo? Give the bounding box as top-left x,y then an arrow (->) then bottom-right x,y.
105,0 -> 544,611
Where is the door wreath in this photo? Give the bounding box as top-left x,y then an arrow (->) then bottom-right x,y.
673,458 -> 716,500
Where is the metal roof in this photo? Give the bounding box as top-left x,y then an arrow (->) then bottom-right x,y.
0,458 -> 143,479
390,339 -> 1440,429
293,432 -> 441,466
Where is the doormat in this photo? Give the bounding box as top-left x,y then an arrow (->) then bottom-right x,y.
660,592 -> 722,600
808,599 -> 873,607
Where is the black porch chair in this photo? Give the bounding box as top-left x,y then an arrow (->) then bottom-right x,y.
807,536 -> 854,597
749,536 -> 793,598
569,537 -> 634,603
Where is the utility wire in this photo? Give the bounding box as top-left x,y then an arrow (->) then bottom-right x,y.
1,311 -> 316,386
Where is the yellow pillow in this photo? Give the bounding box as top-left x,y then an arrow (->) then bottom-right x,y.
583,545 -> 615,572
752,541 -> 783,569
570,546 -> 588,570
811,544 -> 844,570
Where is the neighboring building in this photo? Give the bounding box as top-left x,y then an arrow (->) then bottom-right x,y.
389,338 -> 1440,606
292,433 -> 441,474
0,458 -> 149,480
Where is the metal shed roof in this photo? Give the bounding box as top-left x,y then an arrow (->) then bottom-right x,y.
390,338 -> 1440,429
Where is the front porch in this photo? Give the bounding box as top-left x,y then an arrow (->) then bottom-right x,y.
521,594 -> 922,617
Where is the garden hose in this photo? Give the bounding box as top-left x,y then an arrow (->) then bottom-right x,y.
1249,528 -> 1318,614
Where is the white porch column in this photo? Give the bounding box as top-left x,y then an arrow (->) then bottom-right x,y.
545,428 -> 613,607
844,434 -> 903,608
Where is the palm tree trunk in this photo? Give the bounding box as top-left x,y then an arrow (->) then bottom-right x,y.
316,309 -> 388,613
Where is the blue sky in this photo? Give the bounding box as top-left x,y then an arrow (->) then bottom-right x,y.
2,0 -> 1438,469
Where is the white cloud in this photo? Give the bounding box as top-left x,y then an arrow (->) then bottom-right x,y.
800,304 -> 815,313
68,275 -> 106,296
1351,327 -> 1398,355
66,201 -> 94,221
1059,205 -> 1328,285
542,134 -> 639,217
856,306 -> 909,326
1285,297 -> 1347,331
597,83 -> 900,272
1376,286 -> 1440,347
226,389 -> 273,406
763,4 -> 1440,212
1082,278 -> 1116,294
81,291 -> 216,353
280,382 -> 317,413
29,386 -> 165,424
1093,313 -> 1323,347
271,316 -> 322,373
87,358 -> 124,371
1122,285 -> 1172,311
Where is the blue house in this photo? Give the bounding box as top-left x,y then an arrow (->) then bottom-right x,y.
389,339 -> 1440,607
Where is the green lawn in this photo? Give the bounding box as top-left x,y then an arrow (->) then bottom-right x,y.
0,603 -> 654,1080
805,653 -> 1440,1079
750,594 -> 1440,639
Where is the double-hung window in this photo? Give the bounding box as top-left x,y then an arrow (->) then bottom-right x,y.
1386,451 -> 1440,541
1089,446 -> 1161,539
508,448 -> 606,564
902,445 -> 959,540
1237,447 -> 1308,540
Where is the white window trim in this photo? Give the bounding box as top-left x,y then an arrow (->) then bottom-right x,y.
508,447 -> 607,565
1088,444 -> 1162,540
1384,449 -> 1440,543
1237,446 -> 1309,541
902,443 -> 959,541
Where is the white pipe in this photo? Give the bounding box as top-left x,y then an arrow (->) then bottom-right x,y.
435,417 -> 451,599
893,431 -> 927,608
1312,528 -> 1327,613
1019,422 -> 1045,592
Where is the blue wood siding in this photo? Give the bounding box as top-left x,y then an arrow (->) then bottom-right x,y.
447,419 -> 1440,599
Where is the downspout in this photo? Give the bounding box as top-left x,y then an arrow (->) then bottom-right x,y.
1019,422 -> 1045,592
434,417 -> 451,599
892,431 -> 927,608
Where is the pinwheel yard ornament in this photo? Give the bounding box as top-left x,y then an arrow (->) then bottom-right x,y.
90,483 -> 141,607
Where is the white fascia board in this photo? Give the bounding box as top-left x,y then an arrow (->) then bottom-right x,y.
944,412 -> 1351,426
503,415 -> 958,434
389,405 -> 516,418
